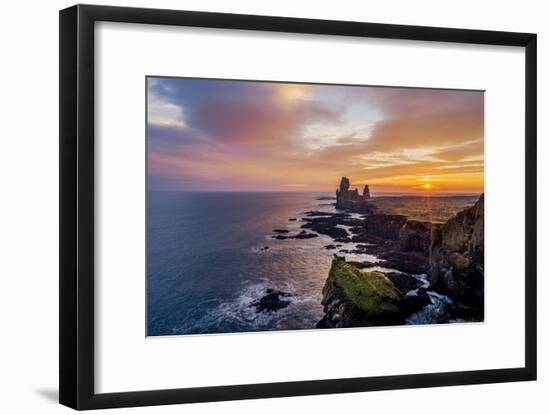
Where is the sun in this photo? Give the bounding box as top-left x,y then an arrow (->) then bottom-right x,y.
416,176 -> 434,192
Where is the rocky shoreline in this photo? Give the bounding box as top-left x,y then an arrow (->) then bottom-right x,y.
318,178 -> 484,327
316,256 -> 431,328
262,176 -> 484,328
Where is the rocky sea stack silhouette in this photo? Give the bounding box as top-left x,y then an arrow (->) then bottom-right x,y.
335,177 -> 373,212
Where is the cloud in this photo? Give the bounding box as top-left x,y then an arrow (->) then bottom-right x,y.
147,78 -> 484,193
430,139 -> 484,162
364,88 -> 484,153
147,85 -> 186,128
148,78 -> 339,148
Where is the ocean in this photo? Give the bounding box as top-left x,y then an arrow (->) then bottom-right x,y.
146,192 -> 479,336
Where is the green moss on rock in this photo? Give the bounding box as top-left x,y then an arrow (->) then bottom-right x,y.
324,256 -> 403,318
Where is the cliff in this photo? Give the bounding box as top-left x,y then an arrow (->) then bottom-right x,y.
348,213 -> 432,274
317,256 -> 428,328
316,181 -> 485,327
365,213 -> 408,240
399,220 -> 433,256
429,194 -> 484,312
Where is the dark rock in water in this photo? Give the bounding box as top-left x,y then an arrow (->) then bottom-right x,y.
399,220 -> 432,256
300,214 -> 361,243
405,291 -> 457,325
301,216 -> 349,239
324,244 -> 337,250
335,177 -> 374,213
406,289 -> 483,325
272,231 -> 318,240
260,246 -> 269,251
251,289 -> 292,312
305,211 -> 350,218
301,215 -> 354,240
288,218 -> 297,221
403,287 -> 431,313
294,232 -> 318,239
429,194 -> 484,315
316,257 -> 427,328
272,229 -> 290,234
385,272 -> 424,294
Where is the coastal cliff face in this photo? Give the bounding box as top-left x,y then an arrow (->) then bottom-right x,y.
349,214 -> 431,274
317,179 -> 484,328
399,220 -> 432,256
365,213 -> 408,240
429,194 -> 484,311
317,256 -> 427,328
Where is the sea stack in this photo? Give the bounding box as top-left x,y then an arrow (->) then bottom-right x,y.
363,185 -> 371,199
335,177 -> 373,212
336,177 -> 359,199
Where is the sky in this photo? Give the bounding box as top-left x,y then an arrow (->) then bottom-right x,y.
147,77 -> 484,194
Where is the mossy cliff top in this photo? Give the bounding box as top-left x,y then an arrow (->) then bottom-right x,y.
324,256 -> 403,318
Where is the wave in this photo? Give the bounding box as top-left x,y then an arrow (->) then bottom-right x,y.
405,289 -> 456,325
171,281 -> 322,335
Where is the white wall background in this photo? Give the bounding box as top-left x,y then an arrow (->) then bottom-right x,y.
0,0 -> 547,413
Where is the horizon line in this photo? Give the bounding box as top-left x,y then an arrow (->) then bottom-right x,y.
147,189 -> 483,196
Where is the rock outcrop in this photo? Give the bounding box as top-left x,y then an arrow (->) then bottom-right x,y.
363,185 -> 371,199
338,176 -> 352,193
364,213 -> 408,241
429,194 -> 484,313
344,212 -> 431,274
335,177 -> 373,212
250,289 -> 292,312
300,211 -> 362,242
399,220 -> 432,256
317,256 -> 428,328
272,230 -> 318,240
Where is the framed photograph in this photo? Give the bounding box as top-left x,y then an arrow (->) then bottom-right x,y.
59,4 -> 537,410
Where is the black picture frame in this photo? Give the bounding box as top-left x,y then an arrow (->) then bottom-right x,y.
59,4 -> 537,410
